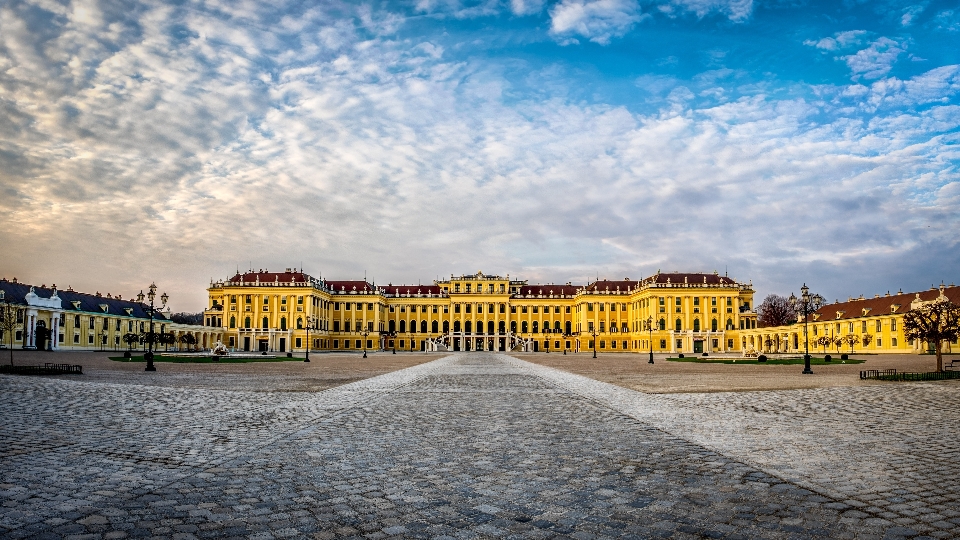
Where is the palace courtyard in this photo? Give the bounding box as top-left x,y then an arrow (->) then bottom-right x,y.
0,351 -> 958,539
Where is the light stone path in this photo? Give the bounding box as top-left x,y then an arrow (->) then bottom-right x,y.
0,353 -> 956,540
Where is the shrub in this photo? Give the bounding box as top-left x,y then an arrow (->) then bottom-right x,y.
702,352 -> 709,357
758,355 -> 767,362
840,353 -> 848,360
824,354 -> 832,362
678,353 -> 685,358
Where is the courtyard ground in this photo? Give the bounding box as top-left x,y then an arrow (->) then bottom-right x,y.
516,351 -> 943,393
1,351 -> 957,539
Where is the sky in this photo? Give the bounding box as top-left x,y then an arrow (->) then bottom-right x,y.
1,0 -> 959,312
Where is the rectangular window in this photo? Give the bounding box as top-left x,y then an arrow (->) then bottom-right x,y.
399,340 -> 405,348
676,297 -> 681,306
728,339 -> 734,348
712,297 -> 717,306
245,295 -> 251,304
389,305 -> 395,312
533,306 -> 538,313
587,304 -> 593,312
712,339 -> 718,348
876,320 -> 882,332
333,339 -> 339,348
455,305 -> 461,313
599,322 -> 605,332
522,306 -> 528,313
848,322 -> 854,332
88,318 -> 94,329
694,298 -> 700,306
88,335 -> 94,344
355,340 -> 361,348
611,340 -> 616,348
588,340 -> 594,349
565,306 -> 570,313
231,295 -> 237,303
660,339 -> 666,349
511,306 -> 517,313
334,302 -> 340,310
891,319 -> 897,331
876,338 -> 882,347
297,296 -> 303,305
295,337 -> 302,348
610,304 -> 616,312
892,337 -> 898,347
862,321 -> 867,332
477,304 -> 483,314
489,303 -> 494,312
599,303 -> 604,312
465,304 -> 471,313
600,341 -> 606,349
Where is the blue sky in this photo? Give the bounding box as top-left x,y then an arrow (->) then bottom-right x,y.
1,0 -> 959,310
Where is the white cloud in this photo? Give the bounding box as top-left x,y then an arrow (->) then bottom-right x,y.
657,0 -> 753,22
511,0 -> 547,16
549,0 -> 644,45
842,37 -> 907,80
0,1 -> 958,308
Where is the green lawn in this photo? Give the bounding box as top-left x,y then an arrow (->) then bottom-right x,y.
109,355 -> 306,363
666,356 -> 865,365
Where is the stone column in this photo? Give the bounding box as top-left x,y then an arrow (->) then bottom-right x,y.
51,312 -> 61,350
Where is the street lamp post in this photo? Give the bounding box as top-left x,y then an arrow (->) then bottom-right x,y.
789,284 -> 824,375
590,328 -> 599,359
136,283 -> 168,372
361,328 -> 370,358
645,316 -> 655,364
304,316 -> 315,363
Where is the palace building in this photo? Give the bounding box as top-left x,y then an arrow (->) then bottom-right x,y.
204,269 -> 758,354
740,283 -> 960,355
0,278 -> 223,352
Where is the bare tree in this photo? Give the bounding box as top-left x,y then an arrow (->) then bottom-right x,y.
757,295 -> 796,328
903,295 -> 960,372
0,302 -> 18,366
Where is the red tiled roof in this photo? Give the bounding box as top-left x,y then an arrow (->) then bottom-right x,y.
517,284 -> 580,296
582,280 -> 640,292
325,280 -> 375,293
228,271 -> 308,283
383,285 -> 443,296
646,273 -> 737,286
810,285 -> 960,321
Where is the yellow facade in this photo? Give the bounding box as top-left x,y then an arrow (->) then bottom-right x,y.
739,284 -> 960,355
206,270 -> 757,354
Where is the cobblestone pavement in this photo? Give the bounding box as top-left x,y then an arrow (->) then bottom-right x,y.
1,353 -> 957,539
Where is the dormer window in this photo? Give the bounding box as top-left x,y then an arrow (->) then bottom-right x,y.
891,304 -> 901,313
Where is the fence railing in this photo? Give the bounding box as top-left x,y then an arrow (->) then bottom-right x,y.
860,369 -> 960,381
0,363 -> 83,375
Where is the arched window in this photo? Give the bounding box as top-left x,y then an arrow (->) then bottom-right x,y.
658,318 -> 666,331
610,324 -> 617,333
499,321 -> 506,333
297,318 -> 303,330
621,323 -> 628,333
432,320 -> 439,333
421,320 -> 427,333
230,316 -> 236,329
465,320 -> 472,333
532,321 -> 539,333
693,319 -> 700,331
399,320 -> 407,333
389,320 -> 396,333
511,321 -> 517,333
453,321 -> 461,332
487,321 -> 494,334
565,321 -> 571,334
675,319 -> 682,332
726,318 -> 733,330
522,321 -> 529,333
443,321 -> 449,332
260,316 -> 267,329
280,317 -> 287,331
554,321 -> 561,331
711,319 -> 718,332
410,320 -> 417,333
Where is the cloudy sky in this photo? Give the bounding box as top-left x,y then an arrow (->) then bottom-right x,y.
1,0 -> 958,311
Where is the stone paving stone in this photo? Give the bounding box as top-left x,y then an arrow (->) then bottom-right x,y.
1,353 -> 955,538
